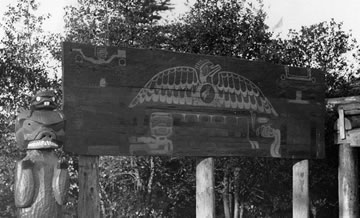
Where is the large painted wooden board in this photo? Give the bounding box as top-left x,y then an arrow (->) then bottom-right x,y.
62,42 -> 325,158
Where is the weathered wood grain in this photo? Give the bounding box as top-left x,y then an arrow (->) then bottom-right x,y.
62,42 -> 325,158
338,144 -> 359,218
293,160 -> 309,218
78,155 -> 100,218
196,157 -> 215,218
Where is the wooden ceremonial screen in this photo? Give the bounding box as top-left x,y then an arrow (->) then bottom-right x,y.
62,42 -> 325,158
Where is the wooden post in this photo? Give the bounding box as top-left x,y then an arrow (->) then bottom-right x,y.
327,98 -> 360,217
196,157 -> 215,218
78,155 -> 100,218
293,159 -> 309,218
233,167 -> 240,218
339,143 -> 359,218
222,169 -> 231,218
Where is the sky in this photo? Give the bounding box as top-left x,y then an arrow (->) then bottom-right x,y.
0,0 -> 360,41
264,0 -> 360,39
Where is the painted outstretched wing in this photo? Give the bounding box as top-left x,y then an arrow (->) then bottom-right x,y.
209,71 -> 278,116
129,66 -> 199,108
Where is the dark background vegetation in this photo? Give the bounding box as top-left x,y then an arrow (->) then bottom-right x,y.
1,0 -> 360,217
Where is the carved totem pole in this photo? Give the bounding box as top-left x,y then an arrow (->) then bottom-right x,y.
14,90 -> 69,218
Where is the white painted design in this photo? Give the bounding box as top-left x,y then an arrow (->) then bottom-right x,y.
129,112 -> 173,155
129,59 -> 278,117
99,78 -> 107,87
256,124 -> 281,157
249,140 -> 260,149
288,90 -> 310,104
129,59 -> 282,157
129,136 -> 173,155
72,47 -> 126,65
270,129 -> 281,157
281,66 -> 316,83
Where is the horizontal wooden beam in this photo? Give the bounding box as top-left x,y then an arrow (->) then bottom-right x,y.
335,128 -> 360,147
326,96 -> 360,105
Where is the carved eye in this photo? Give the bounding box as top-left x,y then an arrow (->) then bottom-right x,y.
36,97 -> 41,101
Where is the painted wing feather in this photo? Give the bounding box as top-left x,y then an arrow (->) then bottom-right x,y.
129,66 -> 199,108
213,71 -> 278,116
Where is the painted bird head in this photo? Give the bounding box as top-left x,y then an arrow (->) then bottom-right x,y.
30,90 -> 57,110
195,60 -> 221,83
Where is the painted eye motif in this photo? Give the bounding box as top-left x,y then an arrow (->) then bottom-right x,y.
24,120 -> 32,126
36,97 -> 41,101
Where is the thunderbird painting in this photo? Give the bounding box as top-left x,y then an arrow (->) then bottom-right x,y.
63,42 -> 325,158
128,59 -> 281,157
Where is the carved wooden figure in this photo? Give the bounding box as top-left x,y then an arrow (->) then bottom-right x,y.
14,90 -> 69,218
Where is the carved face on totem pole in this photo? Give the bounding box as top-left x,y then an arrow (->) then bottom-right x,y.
30,90 -> 57,110
15,90 -> 65,150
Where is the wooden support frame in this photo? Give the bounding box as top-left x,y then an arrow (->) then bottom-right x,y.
327,96 -> 360,217
61,42 -> 327,217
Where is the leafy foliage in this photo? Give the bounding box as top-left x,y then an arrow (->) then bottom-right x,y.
64,0 -> 171,47
165,0 -> 272,59
99,156 -> 196,217
262,19 -> 360,97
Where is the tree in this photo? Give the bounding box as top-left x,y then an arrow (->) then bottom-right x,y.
64,0 -> 172,46
261,19 -> 360,97
164,0 -> 272,59
0,0 -> 63,115
98,156 -> 196,217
